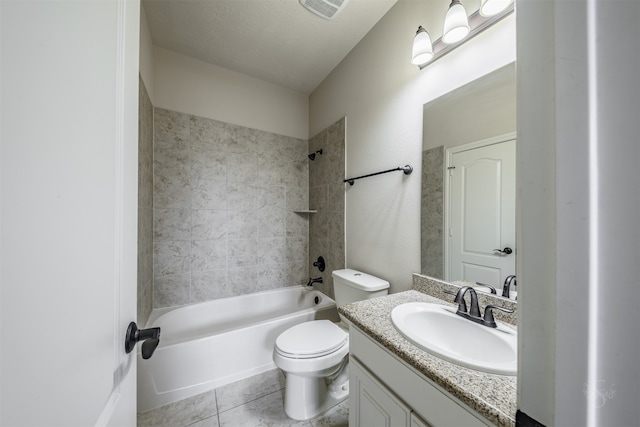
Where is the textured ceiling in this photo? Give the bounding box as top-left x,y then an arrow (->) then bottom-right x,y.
143,0 -> 398,94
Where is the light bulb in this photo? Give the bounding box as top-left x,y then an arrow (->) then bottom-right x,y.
442,0 -> 470,44
411,26 -> 433,65
480,0 -> 513,17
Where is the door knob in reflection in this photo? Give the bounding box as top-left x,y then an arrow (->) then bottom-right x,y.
493,247 -> 513,255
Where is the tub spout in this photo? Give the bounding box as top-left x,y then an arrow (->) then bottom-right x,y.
307,277 -> 323,287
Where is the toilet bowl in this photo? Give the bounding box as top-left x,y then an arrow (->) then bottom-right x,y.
273,320 -> 349,420
273,269 -> 389,420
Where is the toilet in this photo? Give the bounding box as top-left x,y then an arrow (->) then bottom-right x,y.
273,268 -> 389,420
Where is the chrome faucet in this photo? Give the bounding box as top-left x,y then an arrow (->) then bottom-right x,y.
450,286 -> 513,328
307,277 -> 323,287
502,275 -> 516,298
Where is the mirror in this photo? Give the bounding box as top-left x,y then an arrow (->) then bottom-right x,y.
421,63 -> 516,289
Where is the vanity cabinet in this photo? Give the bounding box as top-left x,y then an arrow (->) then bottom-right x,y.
350,357 -> 430,426
349,326 -> 491,427
350,357 -> 409,426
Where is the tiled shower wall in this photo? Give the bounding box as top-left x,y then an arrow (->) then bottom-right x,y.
308,118 -> 346,298
421,146 -> 444,278
138,76 -> 153,326
152,108 -> 309,309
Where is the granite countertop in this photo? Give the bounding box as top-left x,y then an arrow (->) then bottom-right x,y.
339,290 -> 517,427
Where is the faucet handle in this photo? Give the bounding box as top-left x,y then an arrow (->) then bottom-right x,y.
443,289 -> 467,312
482,305 -> 514,328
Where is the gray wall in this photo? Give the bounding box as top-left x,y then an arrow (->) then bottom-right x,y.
138,76 -> 153,326
308,118 -> 346,298
152,108 -> 309,309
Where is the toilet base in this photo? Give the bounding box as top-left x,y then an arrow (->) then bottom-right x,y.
283,359 -> 349,420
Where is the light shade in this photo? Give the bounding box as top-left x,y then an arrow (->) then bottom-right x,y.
442,0 -> 470,44
411,26 -> 433,65
479,0 -> 513,17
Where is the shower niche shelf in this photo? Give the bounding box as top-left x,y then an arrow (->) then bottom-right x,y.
293,210 -> 318,214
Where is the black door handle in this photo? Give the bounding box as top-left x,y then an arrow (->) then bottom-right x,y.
493,247 -> 513,255
124,322 -> 161,360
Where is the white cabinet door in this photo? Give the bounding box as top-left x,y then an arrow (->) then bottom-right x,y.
447,138 -> 516,287
350,358 -> 412,427
1,1 -> 139,425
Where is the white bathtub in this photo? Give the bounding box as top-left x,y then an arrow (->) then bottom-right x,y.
137,286 -> 339,412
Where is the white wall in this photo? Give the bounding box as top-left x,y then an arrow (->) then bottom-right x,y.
139,4 -> 155,101
516,1 -> 557,424
309,0 -> 515,292
518,1 -> 640,425
422,63 -> 516,151
153,47 -> 309,140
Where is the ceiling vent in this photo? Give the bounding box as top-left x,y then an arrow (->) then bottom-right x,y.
299,0 -> 349,20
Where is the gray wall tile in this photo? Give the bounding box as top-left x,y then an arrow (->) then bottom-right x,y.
154,208 -> 191,241
227,211 -> 258,239
227,266 -> 260,296
191,270 -> 229,302
257,237 -> 287,266
192,209 -> 228,240
154,241 -> 191,276
137,76 -> 153,326
154,108 -> 190,143
308,118 -> 346,299
421,146 -> 444,278
154,273 -> 190,308
151,109 -> 310,309
227,238 -> 258,268
191,239 -> 227,272
257,266 -> 288,291
286,211 -> 308,238
191,180 -> 228,210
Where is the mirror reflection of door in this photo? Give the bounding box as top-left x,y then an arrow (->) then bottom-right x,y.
446,136 -> 516,287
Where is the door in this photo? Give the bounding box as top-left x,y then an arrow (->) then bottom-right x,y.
446,137 -> 516,287
1,1 -> 140,425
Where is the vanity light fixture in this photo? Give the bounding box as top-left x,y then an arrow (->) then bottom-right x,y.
411,26 -> 433,65
412,0 -> 514,69
442,0 -> 470,44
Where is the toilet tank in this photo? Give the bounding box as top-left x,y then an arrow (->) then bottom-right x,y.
332,269 -> 389,309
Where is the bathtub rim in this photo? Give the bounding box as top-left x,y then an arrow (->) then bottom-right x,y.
142,286 -> 337,349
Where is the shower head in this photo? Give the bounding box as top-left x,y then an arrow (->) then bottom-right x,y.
308,149 -> 323,161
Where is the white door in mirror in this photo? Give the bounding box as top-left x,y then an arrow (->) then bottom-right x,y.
448,138 -> 516,287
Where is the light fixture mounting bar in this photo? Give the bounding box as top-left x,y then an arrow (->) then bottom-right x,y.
418,3 -> 514,70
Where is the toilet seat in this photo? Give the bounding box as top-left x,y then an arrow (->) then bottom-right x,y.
275,320 -> 347,359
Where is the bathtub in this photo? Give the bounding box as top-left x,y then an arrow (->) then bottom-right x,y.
137,286 -> 339,412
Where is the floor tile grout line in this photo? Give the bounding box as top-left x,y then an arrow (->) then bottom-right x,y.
214,388 -> 221,427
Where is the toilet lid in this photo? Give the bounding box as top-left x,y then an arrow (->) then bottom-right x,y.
275,320 -> 347,359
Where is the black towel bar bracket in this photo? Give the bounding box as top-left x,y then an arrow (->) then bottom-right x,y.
344,165 -> 413,186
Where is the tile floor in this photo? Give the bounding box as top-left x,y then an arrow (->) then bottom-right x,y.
137,368 -> 349,427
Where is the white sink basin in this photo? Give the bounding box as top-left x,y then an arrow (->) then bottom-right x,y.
390,302 -> 517,375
